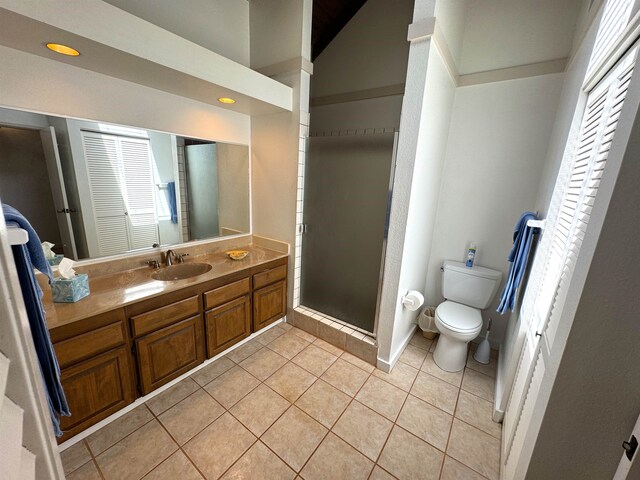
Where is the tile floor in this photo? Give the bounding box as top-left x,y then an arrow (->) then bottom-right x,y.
60,323 -> 501,480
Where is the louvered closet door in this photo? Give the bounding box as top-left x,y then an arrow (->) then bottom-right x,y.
119,137 -> 159,251
503,45 -> 637,477
82,132 -> 129,256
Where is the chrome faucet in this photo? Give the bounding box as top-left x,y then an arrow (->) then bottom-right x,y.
165,249 -> 189,266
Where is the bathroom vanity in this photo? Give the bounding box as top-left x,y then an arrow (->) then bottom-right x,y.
43,245 -> 287,442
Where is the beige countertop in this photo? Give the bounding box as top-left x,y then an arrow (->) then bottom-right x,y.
42,245 -> 287,332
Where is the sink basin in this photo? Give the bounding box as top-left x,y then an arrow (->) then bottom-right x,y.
152,263 -> 212,281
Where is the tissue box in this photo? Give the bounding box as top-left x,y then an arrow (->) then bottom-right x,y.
47,254 -> 64,266
52,273 -> 90,303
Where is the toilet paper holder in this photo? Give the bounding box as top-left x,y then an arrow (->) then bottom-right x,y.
402,290 -> 425,311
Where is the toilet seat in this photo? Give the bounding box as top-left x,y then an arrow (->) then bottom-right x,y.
435,301 -> 482,333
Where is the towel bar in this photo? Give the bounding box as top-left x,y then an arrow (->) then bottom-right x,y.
7,226 -> 28,245
526,219 -> 546,229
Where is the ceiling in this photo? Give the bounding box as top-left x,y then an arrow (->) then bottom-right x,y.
312,0 -> 367,60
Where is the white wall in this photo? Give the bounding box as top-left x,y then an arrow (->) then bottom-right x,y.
310,96 -> 404,133
312,0 -> 414,98
425,73 -> 565,346
103,0 -> 250,66
0,46 -> 250,145
459,0 -> 583,74
217,143 -> 250,234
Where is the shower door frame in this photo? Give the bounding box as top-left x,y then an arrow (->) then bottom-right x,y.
297,129 -> 399,338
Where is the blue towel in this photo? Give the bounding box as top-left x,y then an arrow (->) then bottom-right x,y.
3,204 -> 70,436
497,212 -> 540,314
166,181 -> 178,224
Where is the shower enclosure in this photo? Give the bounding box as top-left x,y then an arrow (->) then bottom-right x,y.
300,132 -> 396,334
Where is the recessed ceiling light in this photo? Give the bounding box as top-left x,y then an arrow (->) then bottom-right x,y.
45,43 -> 80,56
218,97 -> 236,104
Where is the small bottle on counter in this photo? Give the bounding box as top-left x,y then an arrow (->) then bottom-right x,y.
466,242 -> 476,268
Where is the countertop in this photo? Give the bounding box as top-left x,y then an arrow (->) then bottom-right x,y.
42,245 -> 287,332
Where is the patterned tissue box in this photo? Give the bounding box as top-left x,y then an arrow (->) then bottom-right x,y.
51,273 -> 90,303
47,254 -> 64,266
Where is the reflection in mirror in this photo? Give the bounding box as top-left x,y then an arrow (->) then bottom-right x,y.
0,107 -> 250,260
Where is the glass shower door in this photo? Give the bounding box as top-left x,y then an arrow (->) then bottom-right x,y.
300,132 -> 395,333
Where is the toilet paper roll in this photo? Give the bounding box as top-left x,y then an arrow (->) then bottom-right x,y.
402,290 -> 425,311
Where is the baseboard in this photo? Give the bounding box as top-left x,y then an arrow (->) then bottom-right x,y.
377,324 -> 418,373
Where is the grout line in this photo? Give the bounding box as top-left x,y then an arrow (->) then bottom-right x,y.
81,440 -> 106,480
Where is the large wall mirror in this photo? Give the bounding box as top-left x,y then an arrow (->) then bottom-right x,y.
0,107 -> 250,260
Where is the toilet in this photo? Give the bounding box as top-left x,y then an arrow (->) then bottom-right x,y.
433,260 -> 502,372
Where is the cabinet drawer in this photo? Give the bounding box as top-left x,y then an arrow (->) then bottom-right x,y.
54,322 -> 126,369
204,277 -> 250,310
136,315 -> 204,394
131,295 -> 199,337
206,296 -> 251,357
253,280 -> 287,331
253,264 -> 287,290
59,346 -> 135,441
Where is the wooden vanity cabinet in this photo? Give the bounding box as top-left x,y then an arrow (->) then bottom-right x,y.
52,309 -> 135,442
204,278 -> 251,357
253,264 -> 287,331
127,289 -> 205,395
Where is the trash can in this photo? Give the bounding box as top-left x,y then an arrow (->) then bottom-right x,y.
418,306 -> 438,340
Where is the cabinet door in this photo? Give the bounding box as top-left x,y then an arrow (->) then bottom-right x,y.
136,315 -> 204,394
205,295 -> 251,357
253,280 -> 286,332
59,346 -> 135,441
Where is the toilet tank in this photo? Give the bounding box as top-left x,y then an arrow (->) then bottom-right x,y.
442,260 -> 502,309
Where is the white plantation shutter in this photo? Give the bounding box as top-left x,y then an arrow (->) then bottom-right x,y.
119,137 -> 159,251
82,131 -> 159,256
528,49 -> 637,344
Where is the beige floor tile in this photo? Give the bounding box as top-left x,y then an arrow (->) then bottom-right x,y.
289,326 -> 317,342
332,401 -> 393,461
146,378 -> 200,416
398,344 -> 428,369
190,357 -> 235,386
278,322 -> 293,331
447,419 -> 500,480
291,344 -> 338,376
61,441 -> 91,475
226,341 -> 264,363
378,426 -> 444,480
159,389 -> 225,445
230,384 -> 291,436
461,369 -> 495,402
466,346 -> 498,378
455,391 -> 501,439
220,441 -> 296,480
372,362 -> 418,392
96,419 -> 178,480
265,362 -> 317,402
255,325 -> 287,346
267,333 -> 310,359
396,395 -> 453,451
239,348 -> 288,381
67,460 -> 102,480
355,376 -> 407,421
204,365 -> 260,408
184,412 -> 256,480
262,406 -> 328,471
313,337 -> 344,356
143,451 -> 203,480
87,405 -> 154,455
409,331 -> 433,351
440,456 -> 487,480
421,354 -> 464,387
341,351 -> 375,373
369,466 -> 397,480
430,338 -> 439,353
320,358 -> 370,396
410,371 -> 460,415
294,379 -> 351,428
300,433 -> 374,480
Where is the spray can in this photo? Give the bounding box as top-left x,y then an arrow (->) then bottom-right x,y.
466,242 -> 476,268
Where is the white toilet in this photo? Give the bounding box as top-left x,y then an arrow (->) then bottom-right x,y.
433,260 -> 502,372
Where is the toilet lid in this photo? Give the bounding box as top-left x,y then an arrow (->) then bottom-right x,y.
436,301 -> 482,332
